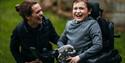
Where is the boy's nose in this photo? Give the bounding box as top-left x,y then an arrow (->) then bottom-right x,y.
76,9 -> 80,12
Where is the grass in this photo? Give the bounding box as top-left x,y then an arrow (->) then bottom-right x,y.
0,0 -> 125,63
115,32 -> 125,63
0,0 -> 23,63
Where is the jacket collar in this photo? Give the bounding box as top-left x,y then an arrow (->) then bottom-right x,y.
23,20 -> 43,32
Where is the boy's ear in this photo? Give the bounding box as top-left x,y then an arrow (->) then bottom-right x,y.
88,9 -> 92,15
88,11 -> 91,15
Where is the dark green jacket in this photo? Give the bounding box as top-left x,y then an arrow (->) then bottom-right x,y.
10,17 -> 59,63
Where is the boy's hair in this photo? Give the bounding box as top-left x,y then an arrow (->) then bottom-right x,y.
73,0 -> 91,11
73,0 -> 88,3
15,1 -> 37,20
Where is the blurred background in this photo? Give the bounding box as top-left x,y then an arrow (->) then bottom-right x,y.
0,0 -> 125,63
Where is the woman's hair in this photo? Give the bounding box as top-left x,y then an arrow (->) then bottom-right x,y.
73,0 -> 91,11
15,0 -> 37,20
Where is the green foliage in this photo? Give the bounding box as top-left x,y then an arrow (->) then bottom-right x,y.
44,11 -> 67,35
0,0 -> 22,63
115,32 -> 125,63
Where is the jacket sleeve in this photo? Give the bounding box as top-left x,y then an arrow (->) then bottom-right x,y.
57,22 -> 69,47
79,21 -> 102,60
57,29 -> 68,47
48,19 -> 59,44
10,28 -> 22,63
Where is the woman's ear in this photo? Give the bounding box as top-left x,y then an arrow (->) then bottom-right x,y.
26,16 -> 30,20
15,4 -> 20,12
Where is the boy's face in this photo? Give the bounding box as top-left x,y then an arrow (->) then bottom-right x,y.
27,3 -> 43,25
72,1 -> 90,21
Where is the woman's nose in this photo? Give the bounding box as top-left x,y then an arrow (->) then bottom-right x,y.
39,11 -> 43,15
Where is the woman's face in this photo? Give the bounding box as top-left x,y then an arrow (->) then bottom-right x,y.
27,3 -> 43,25
72,1 -> 91,21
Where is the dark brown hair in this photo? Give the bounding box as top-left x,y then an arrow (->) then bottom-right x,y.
73,0 -> 91,11
15,1 -> 37,20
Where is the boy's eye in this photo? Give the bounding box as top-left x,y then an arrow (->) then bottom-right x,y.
73,7 -> 77,10
79,7 -> 84,10
73,7 -> 84,10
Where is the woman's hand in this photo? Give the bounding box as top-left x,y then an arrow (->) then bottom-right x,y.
25,59 -> 43,63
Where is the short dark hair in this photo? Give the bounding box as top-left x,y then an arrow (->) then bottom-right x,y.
73,0 -> 91,11
73,0 -> 87,3
15,1 -> 37,20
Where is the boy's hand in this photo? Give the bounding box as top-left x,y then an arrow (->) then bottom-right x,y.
67,56 -> 80,63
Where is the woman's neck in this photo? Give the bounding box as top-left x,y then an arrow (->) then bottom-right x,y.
27,21 -> 39,28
